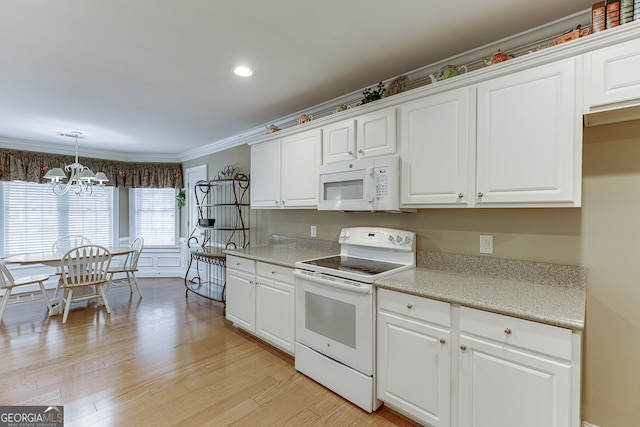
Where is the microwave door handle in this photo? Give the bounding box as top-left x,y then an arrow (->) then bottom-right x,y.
293,270 -> 372,294
369,168 -> 375,204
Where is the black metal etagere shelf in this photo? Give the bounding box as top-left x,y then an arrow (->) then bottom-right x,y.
184,166 -> 249,304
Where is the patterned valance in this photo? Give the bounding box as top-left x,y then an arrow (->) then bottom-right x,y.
0,148 -> 183,189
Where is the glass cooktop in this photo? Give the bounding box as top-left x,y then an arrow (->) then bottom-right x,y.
300,255 -> 405,277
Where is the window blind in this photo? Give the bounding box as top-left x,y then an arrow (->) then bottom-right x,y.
131,188 -> 177,247
1,182 -> 115,257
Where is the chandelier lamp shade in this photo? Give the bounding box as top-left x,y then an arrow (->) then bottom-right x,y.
44,131 -> 109,196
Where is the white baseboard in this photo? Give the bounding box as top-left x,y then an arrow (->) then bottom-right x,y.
583,422 -> 601,427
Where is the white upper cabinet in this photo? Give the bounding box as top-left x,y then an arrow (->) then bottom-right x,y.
400,87 -> 472,207
280,128 -> 322,207
585,37 -> 640,112
322,108 -> 397,164
250,128 -> 321,209
475,57 -> 582,207
357,108 -> 397,158
250,139 -> 281,208
322,119 -> 356,164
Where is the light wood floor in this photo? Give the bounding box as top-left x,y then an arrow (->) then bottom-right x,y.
0,278 -> 418,427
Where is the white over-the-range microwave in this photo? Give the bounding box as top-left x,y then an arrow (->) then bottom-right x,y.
317,154 -> 414,212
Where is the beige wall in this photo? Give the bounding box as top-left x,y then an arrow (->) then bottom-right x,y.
195,119 -> 640,427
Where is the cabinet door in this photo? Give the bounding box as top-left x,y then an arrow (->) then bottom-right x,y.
377,311 -> 451,427
250,140 -> 281,208
281,128 -> 321,208
401,88 -> 471,207
586,37 -> 640,110
322,119 -> 356,164
225,270 -> 255,333
356,108 -> 397,158
255,270 -> 295,355
476,58 -> 581,207
458,334 -> 572,427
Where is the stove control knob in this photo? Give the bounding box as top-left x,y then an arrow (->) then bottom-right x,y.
404,236 -> 411,244
395,235 -> 403,243
388,235 -> 394,242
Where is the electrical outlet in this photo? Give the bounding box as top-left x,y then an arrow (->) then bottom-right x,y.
310,225 -> 317,238
480,235 -> 493,254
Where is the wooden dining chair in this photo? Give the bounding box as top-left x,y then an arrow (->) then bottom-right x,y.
59,245 -> 112,324
0,259 -> 54,322
106,237 -> 144,298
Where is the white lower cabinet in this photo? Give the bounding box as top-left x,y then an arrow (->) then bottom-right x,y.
458,307 -> 576,427
377,290 -> 581,427
377,288 -> 451,427
255,262 -> 295,355
226,255 -> 256,332
225,255 -> 295,355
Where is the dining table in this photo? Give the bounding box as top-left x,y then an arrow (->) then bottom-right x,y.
3,246 -> 134,315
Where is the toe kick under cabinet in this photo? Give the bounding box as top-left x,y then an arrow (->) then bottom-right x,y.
226,255 -> 295,355
376,289 -> 582,427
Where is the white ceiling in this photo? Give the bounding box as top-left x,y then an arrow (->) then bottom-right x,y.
0,0 -> 594,162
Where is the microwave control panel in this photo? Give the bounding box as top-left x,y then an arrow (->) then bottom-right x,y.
374,167 -> 389,200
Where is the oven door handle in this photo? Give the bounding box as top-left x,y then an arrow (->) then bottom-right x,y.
293,270 -> 373,294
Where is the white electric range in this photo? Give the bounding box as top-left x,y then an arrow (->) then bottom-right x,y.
293,227 -> 416,412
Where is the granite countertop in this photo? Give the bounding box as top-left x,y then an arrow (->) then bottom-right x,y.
224,235 -> 339,269
224,237 -> 586,332
375,268 -> 585,331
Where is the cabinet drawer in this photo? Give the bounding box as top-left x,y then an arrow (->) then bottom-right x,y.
256,262 -> 293,284
226,255 -> 255,274
459,306 -> 572,360
378,288 -> 450,327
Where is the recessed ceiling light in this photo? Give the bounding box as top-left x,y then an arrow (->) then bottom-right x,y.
233,65 -> 254,77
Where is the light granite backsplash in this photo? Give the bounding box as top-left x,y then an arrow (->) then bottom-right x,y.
269,235 -> 339,253
418,250 -> 586,290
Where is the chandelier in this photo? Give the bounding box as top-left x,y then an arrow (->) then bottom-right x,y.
44,131 -> 109,196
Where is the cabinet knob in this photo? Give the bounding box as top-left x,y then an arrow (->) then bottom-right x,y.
282,200 -> 285,205
358,149 -> 364,154
271,271 -> 276,275
274,200 -> 279,205
504,327 -> 512,335
458,193 -> 463,198
406,303 -> 413,309
478,192 -> 484,198
348,150 -> 354,155
460,344 -> 467,351
439,338 -> 446,345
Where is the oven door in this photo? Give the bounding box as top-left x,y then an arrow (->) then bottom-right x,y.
294,269 -> 374,376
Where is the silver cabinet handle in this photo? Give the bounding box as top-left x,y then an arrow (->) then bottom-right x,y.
439,338 -> 446,345
478,192 -> 484,197
504,327 -> 512,335
460,344 -> 467,351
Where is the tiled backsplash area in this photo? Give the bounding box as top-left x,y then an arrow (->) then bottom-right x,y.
418,250 -> 586,290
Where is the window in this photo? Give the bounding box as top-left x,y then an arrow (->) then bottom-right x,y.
1,181 -> 116,257
130,188 -> 177,247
